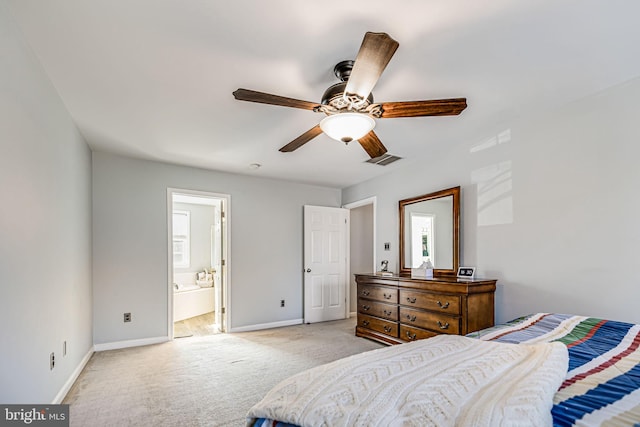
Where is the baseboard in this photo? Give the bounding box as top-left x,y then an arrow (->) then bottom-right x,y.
229,318 -> 303,333
350,311 -> 357,318
52,347 -> 94,404
94,336 -> 169,352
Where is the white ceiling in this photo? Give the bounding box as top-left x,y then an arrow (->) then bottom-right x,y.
7,1 -> 640,188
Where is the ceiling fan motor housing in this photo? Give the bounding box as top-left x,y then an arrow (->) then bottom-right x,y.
321,82 -> 374,108
333,60 -> 354,81
321,60 -> 374,110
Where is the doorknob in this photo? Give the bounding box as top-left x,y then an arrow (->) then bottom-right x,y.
306,268 -> 311,273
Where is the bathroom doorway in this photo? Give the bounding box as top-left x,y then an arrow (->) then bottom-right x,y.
344,197 -> 376,315
167,188 -> 230,339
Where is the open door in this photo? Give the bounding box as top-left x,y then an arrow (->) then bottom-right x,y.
212,203 -> 224,331
303,205 -> 349,323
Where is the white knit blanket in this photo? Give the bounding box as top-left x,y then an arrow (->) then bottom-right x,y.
247,335 -> 568,427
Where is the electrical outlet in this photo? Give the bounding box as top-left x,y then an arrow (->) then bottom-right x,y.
124,312 -> 132,322
50,352 -> 55,370
280,299 -> 285,308
63,341 -> 67,357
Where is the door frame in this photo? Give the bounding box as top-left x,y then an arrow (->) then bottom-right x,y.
167,188 -> 231,338
343,196 -> 377,316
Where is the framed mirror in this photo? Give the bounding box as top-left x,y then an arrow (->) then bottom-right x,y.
399,186 -> 460,277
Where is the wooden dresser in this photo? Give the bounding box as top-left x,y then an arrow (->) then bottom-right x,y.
355,274 -> 497,345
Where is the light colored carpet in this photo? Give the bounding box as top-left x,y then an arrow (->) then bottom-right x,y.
64,318 -> 382,426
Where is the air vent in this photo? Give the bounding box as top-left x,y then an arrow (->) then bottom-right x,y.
365,154 -> 402,166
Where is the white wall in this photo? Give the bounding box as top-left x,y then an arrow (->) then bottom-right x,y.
92,152 -> 341,344
343,75 -> 640,325
0,1 -> 92,403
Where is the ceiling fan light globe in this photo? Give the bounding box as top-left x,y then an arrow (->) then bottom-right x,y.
320,113 -> 375,143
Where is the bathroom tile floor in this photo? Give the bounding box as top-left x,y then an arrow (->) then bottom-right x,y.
173,312 -> 219,338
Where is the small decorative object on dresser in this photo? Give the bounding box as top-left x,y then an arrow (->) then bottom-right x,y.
457,266 -> 475,280
376,260 -> 393,276
411,260 -> 434,278
355,273 -> 496,345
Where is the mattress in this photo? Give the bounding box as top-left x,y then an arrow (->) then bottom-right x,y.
250,313 -> 640,426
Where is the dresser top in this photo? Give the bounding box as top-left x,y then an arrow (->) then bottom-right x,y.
356,273 -> 495,283
355,273 -> 497,293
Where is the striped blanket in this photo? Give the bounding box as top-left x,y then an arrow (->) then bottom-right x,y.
472,313 -> 640,426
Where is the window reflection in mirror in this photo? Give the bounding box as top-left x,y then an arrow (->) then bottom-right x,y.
410,213 -> 434,267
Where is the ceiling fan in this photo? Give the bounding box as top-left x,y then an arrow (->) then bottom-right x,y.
233,32 -> 467,159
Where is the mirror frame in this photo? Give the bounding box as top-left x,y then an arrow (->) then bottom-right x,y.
399,186 -> 460,277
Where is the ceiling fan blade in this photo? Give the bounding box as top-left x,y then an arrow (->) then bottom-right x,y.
380,98 -> 467,118
279,125 -> 323,152
358,131 -> 387,159
345,32 -> 399,101
233,88 -> 320,111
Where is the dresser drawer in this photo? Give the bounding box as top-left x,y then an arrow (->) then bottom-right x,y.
357,299 -> 398,321
358,314 -> 398,338
399,290 -> 460,314
399,307 -> 460,334
400,325 -> 437,342
359,285 -> 398,303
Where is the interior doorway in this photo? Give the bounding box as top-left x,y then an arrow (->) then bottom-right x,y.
303,205 -> 349,324
344,197 -> 376,316
167,189 -> 230,339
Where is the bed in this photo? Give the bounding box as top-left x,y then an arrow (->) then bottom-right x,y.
247,313 -> 640,426
473,313 -> 640,426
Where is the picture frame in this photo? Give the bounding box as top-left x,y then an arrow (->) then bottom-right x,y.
457,266 -> 475,280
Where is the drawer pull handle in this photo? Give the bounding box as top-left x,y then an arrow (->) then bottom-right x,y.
406,314 -> 417,322
406,331 -> 417,340
383,310 -> 393,316
362,320 -> 370,327
437,321 -> 450,330
362,305 -> 371,311
383,326 -> 392,333
407,297 -> 417,304
383,293 -> 393,300
436,301 -> 450,309
362,290 -> 370,296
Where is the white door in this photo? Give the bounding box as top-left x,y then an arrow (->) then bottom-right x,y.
212,204 -> 223,331
304,205 -> 349,323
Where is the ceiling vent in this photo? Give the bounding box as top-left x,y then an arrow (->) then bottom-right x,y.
365,153 -> 402,166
